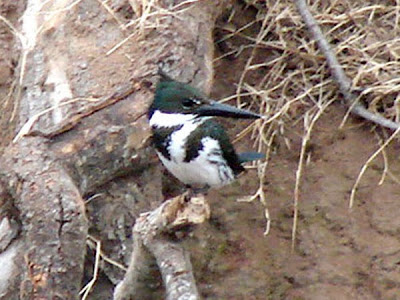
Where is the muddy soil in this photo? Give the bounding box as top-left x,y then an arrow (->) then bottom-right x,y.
191,104 -> 400,299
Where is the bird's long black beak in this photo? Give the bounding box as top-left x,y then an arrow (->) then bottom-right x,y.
196,100 -> 262,119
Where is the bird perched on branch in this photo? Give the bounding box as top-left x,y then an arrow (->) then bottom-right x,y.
148,72 -> 264,191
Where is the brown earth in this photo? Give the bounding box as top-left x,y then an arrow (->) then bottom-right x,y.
191,104 -> 400,299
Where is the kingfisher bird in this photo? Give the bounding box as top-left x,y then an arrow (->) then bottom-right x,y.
148,72 -> 264,191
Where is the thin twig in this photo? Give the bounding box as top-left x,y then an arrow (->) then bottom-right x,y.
80,236 -> 101,300
14,83 -> 140,140
86,234 -> 127,271
292,94 -> 336,251
294,0 -> 400,130
13,97 -> 100,142
374,131 -> 389,186
349,126 -> 400,208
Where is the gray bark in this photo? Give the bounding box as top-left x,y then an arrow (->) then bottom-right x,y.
114,193 -> 210,300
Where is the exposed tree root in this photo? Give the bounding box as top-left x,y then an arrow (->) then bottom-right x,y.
114,193 -> 209,300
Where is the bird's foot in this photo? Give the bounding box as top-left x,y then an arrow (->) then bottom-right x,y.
186,185 -> 210,199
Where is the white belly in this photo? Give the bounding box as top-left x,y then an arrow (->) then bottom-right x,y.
158,136 -> 235,188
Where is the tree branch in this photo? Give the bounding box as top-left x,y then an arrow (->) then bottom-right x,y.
294,0 -> 400,130
114,193 -> 210,300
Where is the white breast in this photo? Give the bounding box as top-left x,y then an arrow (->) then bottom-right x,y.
157,136 -> 235,188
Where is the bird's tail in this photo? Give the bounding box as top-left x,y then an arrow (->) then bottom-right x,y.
238,152 -> 265,163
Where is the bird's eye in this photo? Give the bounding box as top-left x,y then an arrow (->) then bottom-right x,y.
182,98 -> 199,109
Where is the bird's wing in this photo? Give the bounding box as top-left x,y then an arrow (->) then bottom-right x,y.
184,120 -> 244,175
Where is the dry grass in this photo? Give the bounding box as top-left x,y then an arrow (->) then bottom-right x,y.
215,0 -> 400,247
80,235 -> 127,300
226,0 -> 400,123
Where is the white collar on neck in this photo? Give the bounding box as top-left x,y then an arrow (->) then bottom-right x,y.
149,110 -> 197,127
